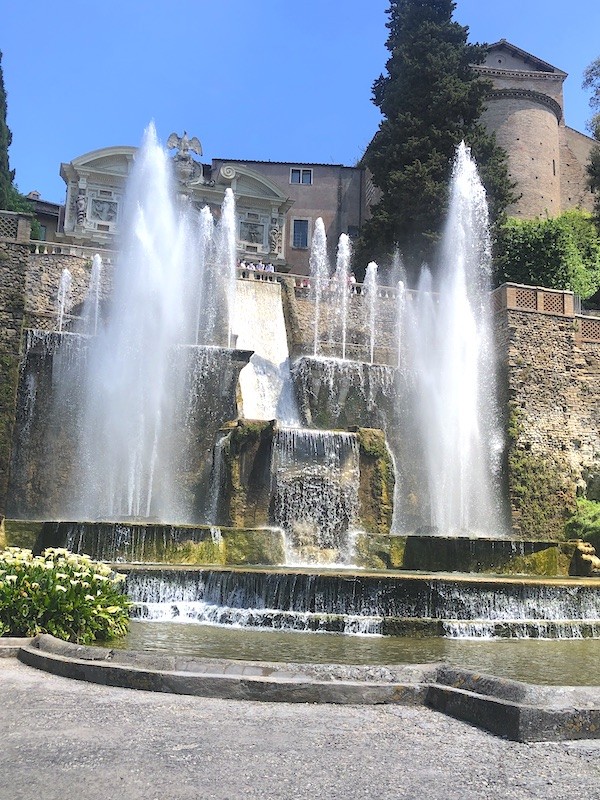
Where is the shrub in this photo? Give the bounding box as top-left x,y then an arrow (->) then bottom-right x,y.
494,211 -> 600,299
0,547 -> 129,643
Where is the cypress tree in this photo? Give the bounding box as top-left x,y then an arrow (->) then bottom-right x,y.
359,0 -> 515,278
0,50 -> 16,211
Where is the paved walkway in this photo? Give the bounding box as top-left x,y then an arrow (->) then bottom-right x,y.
1,658 -> 600,800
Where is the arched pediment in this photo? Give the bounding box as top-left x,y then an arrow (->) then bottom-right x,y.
61,146 -> 137,182
215,163 -> 289,201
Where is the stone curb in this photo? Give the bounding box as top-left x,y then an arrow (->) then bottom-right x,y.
17,637 -> 425,706
13,635 -> 600,742
0,637 -> 33,658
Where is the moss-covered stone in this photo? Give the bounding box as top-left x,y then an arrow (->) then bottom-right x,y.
2,519 -> 43,549
352,533 -> 390,569
357,427 -> 394,536
33,520 -> 285,566
389,536 -> 407,568
507,404 -> 577,540
222,529 -> 285,565
221,420 -> 275,528
497,546 -> 570,576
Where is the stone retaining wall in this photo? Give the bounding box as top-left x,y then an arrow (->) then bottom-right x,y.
0,241 -> 28,515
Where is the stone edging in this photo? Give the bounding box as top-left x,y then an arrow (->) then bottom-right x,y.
11,635 -> 600,743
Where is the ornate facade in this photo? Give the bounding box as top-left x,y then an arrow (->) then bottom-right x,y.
54,138 -> 365,275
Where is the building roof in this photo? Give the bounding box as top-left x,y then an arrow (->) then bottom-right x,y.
486,40 -> 567,77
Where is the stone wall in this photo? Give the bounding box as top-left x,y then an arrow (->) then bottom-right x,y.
286,282 -> 399,365
25,253 -> 113,331
0,241 -> 29,516
494,302 -> 600,538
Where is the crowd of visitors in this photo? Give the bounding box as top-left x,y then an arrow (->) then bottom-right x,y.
239,260 -> 276,273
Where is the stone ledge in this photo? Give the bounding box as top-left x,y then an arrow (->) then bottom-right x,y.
0,637 -> 33,658
14,635 -> 600,742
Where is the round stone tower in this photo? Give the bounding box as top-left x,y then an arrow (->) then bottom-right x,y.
476,41 -> 566,219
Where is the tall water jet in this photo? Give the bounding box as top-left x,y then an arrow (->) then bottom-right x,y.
405,142 -> 503,535
364,261 -> 378,364
213,189 -> 238,348
79,254 -> 102,336
331,233 -> 352,359
310,218 -> 329,357
194,206 -> 216,346
56,269 -> 72,332
71,124 -> 203,521
396,280 -> 406,370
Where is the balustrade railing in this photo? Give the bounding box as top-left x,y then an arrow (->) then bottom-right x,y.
29,240 -> 117,264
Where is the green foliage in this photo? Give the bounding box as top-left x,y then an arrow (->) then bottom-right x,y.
565,498 -> 600,552
358,0 -> 515,275
583,56 -> 600,223
0,51 -> 15,211
494,211 -> 600,298
0,547 -> 129,642
583,56 -> 600,140
507,405 -> 576,540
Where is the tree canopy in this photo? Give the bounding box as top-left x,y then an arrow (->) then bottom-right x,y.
583,56 -> 600,222
359,0 -> 515,279
494,210 -> 600,300
0,50 -> 15,211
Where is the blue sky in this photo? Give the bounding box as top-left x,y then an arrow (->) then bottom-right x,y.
1,0 -> 599,203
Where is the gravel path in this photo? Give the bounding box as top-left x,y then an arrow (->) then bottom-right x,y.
1,659 -> 600,800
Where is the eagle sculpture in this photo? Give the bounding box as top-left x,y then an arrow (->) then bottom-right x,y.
167,131 -> 202,160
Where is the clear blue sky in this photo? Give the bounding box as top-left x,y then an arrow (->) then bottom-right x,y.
1,0 -> 599,203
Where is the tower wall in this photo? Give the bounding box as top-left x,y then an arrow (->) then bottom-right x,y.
481,94 -> 562,218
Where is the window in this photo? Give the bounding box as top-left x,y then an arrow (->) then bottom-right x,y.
290,168 -> 312,185
38,225 -> 47,241
292,219 -> 309,248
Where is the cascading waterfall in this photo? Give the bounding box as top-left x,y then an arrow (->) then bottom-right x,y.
232,279 -> 300,424
364,261 -> 378,365
310,217 -> 329,357
402,142 -> 503,535
270,428 -> 360,563
56,269 -> 72,332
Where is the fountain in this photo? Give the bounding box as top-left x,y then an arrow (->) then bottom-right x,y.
5,129 -> 600,667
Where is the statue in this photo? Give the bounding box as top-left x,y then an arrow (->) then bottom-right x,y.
167,131 -> 202,162
269,224 -> 282,253
569,539 -> 600,577
75,192 -> 86,225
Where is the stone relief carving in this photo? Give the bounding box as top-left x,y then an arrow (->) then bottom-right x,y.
76,192 -> 87,225
240,221 -> 264,244
269,224 -> 282,253
90,199 -> 118,223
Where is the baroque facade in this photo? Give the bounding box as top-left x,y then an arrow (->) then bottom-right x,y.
53,137 -> 365,276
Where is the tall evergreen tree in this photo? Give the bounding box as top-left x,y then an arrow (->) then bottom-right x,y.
0,50 -> 16,211
359,0 -> 515,278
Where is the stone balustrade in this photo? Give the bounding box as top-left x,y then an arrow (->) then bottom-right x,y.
492,282 -> 600,343
0,210 -> 32,243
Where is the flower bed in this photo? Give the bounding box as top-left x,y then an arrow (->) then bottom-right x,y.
0,547 -> 129,643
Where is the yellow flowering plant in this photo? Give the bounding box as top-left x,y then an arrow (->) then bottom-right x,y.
0,547 -> 129,643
